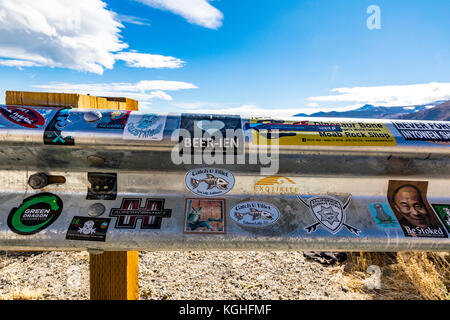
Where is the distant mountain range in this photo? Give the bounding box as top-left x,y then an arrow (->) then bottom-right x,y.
295,100 -> 450,121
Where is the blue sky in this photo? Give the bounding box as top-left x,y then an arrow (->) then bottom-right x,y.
0,0 -> 449,116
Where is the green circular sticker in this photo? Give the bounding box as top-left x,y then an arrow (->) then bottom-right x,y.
7,193 -> 63,235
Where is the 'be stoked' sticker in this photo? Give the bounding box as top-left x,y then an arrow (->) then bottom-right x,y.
7,193 -> 63,235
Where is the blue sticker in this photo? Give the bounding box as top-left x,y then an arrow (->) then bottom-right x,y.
368,202 -> 400,229
44,108 -> 75,145
123,113 -> 167,140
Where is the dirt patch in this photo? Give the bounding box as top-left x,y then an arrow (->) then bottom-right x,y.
0,250 -> 446,300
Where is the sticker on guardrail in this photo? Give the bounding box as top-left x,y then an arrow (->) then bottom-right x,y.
123,113 -> 167,140
229,201 -> 280,227
110,198 -> 172,229
44,108 -> 75,145
66,216 -> 111,242
387,180 -> 448,238
244,119 -> 397,146
0,106 -> 46,128
87,173 -> 117,200
180,114 -> 242,150
254,176 -> 299,195
97,110 -> 131,129
184,198 -> 225,234
297,195 -> 361,235
367,202 -> 401,229
392,121 -> 450,143
431,204 -> 450,233
7,193 -> 63,235
185,168 -> 235,197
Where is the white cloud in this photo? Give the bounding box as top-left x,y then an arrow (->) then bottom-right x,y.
0,0 -> 126,74
137,0 -> 223,29
0,0 -> 185,74
0,59 -> 40,67
309,82 -> 450,107
146,90 -> 173,100
33,80 -> 198,103
117,14 -> 151,26
115,51 -> 185,69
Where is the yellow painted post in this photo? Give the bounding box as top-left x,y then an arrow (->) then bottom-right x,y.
79,96 -> 140,300
89,251 -> 139,300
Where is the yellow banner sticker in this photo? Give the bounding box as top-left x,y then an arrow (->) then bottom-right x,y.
246,119 -> 397,146
254,176 -> 299,195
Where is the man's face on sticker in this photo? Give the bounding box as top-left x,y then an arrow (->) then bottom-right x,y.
394,186 -> 430,228
55,111 -> 70,130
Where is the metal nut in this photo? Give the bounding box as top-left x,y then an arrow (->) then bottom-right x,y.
88,203 -> 106,217
28,173 -> 49,189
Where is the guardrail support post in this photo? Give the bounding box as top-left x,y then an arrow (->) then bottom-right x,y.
5,90 -> 141,301
89,251 -> 139,300
80,96 -> 140,300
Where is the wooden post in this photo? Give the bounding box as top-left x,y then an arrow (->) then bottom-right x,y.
76,95 -> 140,300
5,91 -> 140,300
89,251 -> 139,300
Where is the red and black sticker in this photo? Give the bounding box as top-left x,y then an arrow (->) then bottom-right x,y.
109,198 -> 172,229
66,216 -> 111,242
0,106 -> 45,128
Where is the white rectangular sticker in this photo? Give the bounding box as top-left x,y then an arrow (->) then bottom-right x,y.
123,113 -> 167,141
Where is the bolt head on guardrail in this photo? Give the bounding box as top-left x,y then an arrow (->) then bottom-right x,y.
28,173 -> 48,189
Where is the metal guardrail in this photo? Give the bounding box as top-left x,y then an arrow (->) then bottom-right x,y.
0,105 -> 449,252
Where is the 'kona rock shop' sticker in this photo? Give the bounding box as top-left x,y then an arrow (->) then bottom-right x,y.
185,168 -> 235,197
7,193 -> 63,235
229,201 -> 280,227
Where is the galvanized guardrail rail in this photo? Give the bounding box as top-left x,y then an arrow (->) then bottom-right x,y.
0,105 -> 449,252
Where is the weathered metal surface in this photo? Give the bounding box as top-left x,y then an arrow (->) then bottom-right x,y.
0,105 -> 449,251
